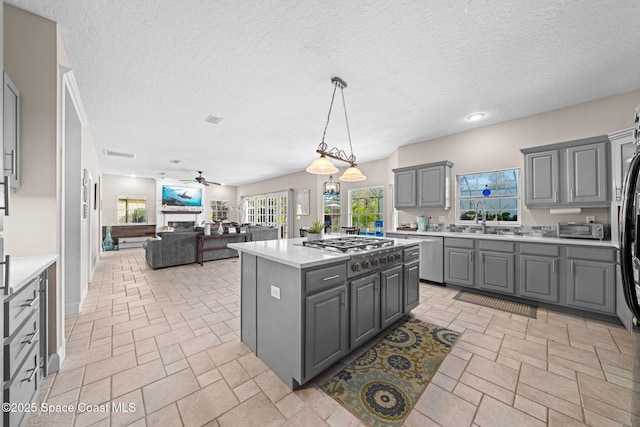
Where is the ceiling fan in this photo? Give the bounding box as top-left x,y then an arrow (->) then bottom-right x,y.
181,171 -> 221,186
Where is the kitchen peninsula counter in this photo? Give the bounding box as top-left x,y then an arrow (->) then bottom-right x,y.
229,236 -> 420,389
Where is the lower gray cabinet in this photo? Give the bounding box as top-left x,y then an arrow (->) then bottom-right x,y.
305,285 -> 348,379
566,259 -> 615,314
445,247 -> 474,287
478,250 -> 515,295
404,260 -> 420,311
519,254 -> 559,303
380,265 -> 404,329
349,273 -> 380,349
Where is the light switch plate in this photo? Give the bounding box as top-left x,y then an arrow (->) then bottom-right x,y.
439,216 -> 447,224
270,285 -> 280,300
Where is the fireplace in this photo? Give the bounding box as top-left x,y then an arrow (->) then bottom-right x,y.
168,221 -> 196,231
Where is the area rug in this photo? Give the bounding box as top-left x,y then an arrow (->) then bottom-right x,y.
452,290 -> 537,318
321,317 -> 459,426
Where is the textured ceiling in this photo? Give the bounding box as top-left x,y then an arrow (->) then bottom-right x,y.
6,0 -> 640,185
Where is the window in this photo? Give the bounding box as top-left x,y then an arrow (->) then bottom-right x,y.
240,191 -> 291,238
117,197 -> 147,224
210,200 -> 229,221
323,193 -> 341,233
457,169 -> 520,225
349,186 -> 384,235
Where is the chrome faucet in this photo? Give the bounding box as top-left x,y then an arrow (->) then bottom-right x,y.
475,201 -> 487,234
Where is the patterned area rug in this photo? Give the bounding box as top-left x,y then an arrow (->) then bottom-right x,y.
321,317 -> 460,426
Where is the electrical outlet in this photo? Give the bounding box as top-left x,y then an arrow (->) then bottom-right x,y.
438,216 -> 447,224
586,216 -> 595,223
270,285 -> 280,300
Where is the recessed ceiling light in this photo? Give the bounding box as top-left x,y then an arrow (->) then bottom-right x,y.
467,113 -> 485,121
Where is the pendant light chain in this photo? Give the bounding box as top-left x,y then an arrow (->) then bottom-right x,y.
320,83 -> 339,148
340,85 -> 355,161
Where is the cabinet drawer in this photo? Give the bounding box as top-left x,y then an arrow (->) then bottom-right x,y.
403,245 -> 420,262
445,237 -> 474,249
305,263 -> 347,294
4,309 -> 39,381
5,276 -> 40,338
565,246 -> 616,262
520,243 -> 560,256
3,344 -> 40,427
478,240 -> 515,252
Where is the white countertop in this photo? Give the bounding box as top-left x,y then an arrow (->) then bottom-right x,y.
386,230 -> 618,248
8,254 -> 58,295
228,236 -> 419,269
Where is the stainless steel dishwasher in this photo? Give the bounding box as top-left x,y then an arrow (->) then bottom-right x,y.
407,235 -> 444,284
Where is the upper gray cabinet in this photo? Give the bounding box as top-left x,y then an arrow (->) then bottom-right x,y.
393,161 -> 452,209
521,135 -> 609,208
4,72 -> 20,191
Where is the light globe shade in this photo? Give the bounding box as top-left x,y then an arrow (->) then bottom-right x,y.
306,155 -> 338,174
339,165 -> 367,182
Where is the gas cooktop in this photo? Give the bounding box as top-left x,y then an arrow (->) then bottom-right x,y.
302,236 -> 395,253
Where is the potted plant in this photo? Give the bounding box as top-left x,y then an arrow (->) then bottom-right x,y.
307,220 -> 325,241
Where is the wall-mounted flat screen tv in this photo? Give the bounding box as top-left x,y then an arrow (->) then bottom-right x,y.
162,185 -> 203,207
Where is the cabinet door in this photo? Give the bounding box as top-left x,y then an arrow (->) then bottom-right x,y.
4,72 -> 19,190
519,254 -> 559,303
394,169 -> 416,208
566,259 -> 615,314
478,251 -> 514,295
380,265 -> 403,329
525,150 -> 559,206
417,165 -> 446,208
305,286 -> 348,379
350,274 -> 380,349
444,247 -> 474,287
567,142 -> 608,204
404,260 -> 420,312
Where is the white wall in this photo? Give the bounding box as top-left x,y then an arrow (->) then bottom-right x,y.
102,174 -> 157,226
3,4 -> 58,255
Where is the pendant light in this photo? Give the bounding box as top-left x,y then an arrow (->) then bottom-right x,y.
306,77 -> 366,182
323,175 -> 340,195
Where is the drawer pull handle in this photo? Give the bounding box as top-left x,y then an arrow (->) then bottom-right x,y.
0,254 -> 9,295
22,364 -> 40,383
0,176 -> 9,215
410,252 -> 419,256
409,266 -> 418,272
22,327 -> 39,345
21,296 -> 39,308
4,150 -> 15,175
323,275 -> 341,281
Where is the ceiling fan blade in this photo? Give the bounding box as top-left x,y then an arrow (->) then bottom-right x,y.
205,180 -> 221,186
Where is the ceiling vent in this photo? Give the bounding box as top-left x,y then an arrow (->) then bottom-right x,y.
103,149 -> 136,159
169,159 -> 181,164
205,115 -> 223,125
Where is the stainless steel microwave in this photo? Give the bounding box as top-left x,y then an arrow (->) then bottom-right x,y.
557,222 -> 605,240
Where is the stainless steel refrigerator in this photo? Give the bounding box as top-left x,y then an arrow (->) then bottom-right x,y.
618,104 -> 640,426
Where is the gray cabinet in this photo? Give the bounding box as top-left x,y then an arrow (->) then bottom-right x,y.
417,163 -> 451,209
393,161 -> 452,209
380,265 -> 404,329
349,273 -> 380,349
522,136 -> 609,208
477,241 -> 515,295
566,259 -> 615,314
404,260 -> 420,311
4,72 -> 20,191
394,169 -> 416,208
305,284 -> 348,380
444,238 -> 475,288
518,243 -> 560,303
3,271 -> 45,427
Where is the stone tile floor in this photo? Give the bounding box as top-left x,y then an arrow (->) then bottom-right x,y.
25,249 -> 634,426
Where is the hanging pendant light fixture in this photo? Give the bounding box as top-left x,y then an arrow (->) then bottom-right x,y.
306,77 -> 366,182
323,175 -> 340,195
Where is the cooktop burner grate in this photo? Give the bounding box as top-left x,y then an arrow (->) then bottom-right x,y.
303,237 -> 395,253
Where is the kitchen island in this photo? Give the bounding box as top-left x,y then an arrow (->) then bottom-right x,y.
228,236 -> 420,389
